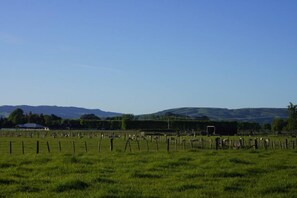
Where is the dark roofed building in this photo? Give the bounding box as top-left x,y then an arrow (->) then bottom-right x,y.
17,123 -> 48,130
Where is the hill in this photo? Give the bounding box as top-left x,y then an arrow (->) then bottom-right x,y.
151,107 -> 288,124
0,105 -> 121,119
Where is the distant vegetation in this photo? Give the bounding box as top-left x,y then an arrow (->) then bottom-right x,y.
0,103 -> 296,135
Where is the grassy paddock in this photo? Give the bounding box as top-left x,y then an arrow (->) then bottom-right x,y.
0,131 -> 297,197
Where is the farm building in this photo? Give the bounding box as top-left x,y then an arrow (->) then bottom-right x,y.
17,123 -> 49,130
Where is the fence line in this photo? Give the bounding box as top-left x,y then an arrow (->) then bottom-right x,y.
0,136 -> 296,155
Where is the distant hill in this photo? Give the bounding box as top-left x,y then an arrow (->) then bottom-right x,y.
152,107 -> 288,124
0,105 -> 121,119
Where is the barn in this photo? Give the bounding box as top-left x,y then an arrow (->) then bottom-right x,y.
17,123 -> 48,130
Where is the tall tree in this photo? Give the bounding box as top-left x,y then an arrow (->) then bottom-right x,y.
287,102 -> 297,131
272,118 -> 287,133
8,108 -> 26,125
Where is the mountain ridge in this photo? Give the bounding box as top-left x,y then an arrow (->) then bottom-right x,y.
152,107 -> 288,124
0,105 -> 288,124
0,105 -> 121,119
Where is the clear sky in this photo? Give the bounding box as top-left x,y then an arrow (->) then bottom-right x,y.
0,0 -> 296,114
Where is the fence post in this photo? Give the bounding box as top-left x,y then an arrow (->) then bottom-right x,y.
146,139 -> 149,152
36,141 -> 39,154
84,141 -> 88,152
110,138 -> 113,151
98,140 -> 101,153
175,139 -> 178,151
285,139 -> 288,149
254,139 -> 258,150
167,139 -> 170,152
137,139 -> 140,151
72,141 -> 75,156
210,139 -> 213,149
215,138 -> 220,150
125,139 -> 129,151
9,141 -> 12,154
47,141 -> 50,153
22,141 -> 24,154
58,141 -> 61,152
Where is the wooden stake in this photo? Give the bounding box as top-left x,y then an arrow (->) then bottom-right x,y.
47,141 -> 50,153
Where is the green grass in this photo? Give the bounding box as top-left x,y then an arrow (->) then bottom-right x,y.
0,133 -> 297,197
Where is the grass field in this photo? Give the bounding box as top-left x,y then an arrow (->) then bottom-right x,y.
0,131 -> 297,197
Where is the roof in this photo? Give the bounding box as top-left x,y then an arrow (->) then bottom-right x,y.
17,123 -> 45,128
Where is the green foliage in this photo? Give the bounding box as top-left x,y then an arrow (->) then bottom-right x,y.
8,108 -> 26,125
287,102 -> 297,131
272,118 -> 287,133
80,114 -> 100,120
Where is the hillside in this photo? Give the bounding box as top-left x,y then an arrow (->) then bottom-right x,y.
152,107 -> 288,124
0,105 -> 121,119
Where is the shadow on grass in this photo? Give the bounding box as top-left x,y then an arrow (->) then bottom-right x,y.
17,185 -> 41,193
262,184 -> 293,194
175,184 -> 204,192
229,158 -> 254,165
131,172 -> 162,179
0,179 -> 17,185
55,180 -> 89,192
93,177 -> 116,184
0,163 -> 16,168
212,171 -> 245,178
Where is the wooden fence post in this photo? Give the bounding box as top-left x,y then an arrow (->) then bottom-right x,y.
22,141 -> 24,154
84,141 -> 88,152
47,141 -> 50,153
110,138 -> 113,151
190,140 -> 193,149
137,139 -> 140,151
215,138 -> 220,150
98,140 -> 101,153
285,139 -> 288,149
36,141 -> 39,154
254,139 -> 258,150
9,141 -> 12,154
146,139 -> 149,152
72,141 -> 75,156
167,139 -> 170,152
210,139 -> 213,149
58,141 -> 61,152
124,139 -> 129,152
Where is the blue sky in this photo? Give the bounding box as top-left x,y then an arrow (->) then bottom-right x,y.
0,0 -> 296,114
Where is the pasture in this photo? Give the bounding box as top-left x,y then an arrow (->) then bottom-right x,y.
0,130 -> 297,197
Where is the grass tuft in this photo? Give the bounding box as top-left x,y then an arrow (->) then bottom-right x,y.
93,177 -> 116,184
131,172 -> 162,179
17,185 -> 41,193
229,158 -> 254,165
0,179 -> 16,185
0,163 -> 15,168
175,184 -> 203,192
213,171 -> 245,178
55,180 -> 89,192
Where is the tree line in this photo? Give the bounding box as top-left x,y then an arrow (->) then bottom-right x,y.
0,103 -> 296,134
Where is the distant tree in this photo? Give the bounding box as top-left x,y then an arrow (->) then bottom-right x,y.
44,114 -> 62,128
121,114 -> 134,130
80,114 -> 100,120
287,102 -> 297,131
263,123 -> 272,131
8,108 -> 26,125
272,118 -> 287,133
